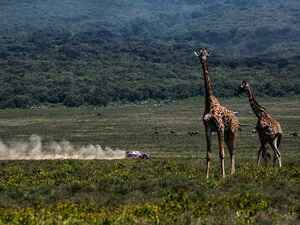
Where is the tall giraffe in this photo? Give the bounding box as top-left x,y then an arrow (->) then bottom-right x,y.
238,80 -> 283,167
194,48 -> 240,178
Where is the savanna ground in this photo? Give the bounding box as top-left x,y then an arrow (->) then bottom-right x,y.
0,97 -> 299,225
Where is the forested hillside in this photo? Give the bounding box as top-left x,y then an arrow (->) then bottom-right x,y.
1,0 -> 300,108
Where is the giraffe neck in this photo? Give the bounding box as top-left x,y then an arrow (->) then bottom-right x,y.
200,60 -> 214,109
246,86 -> 265,118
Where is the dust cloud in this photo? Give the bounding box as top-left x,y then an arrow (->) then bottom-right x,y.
0,135 -> 126,160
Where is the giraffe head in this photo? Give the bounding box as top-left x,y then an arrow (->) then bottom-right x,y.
236,80 -> 250,95
194,48 -> 209,64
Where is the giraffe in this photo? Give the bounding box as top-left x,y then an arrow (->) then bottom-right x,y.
238,80 -> 283,167
194,48 -> 240,178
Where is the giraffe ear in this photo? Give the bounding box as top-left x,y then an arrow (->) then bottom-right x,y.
194,51 -> 199,57
207,49 -> 210,56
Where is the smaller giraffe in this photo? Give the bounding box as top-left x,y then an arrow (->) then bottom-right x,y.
238,80 -> 283,167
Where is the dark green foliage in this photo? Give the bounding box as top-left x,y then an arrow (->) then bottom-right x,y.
1,0 -> 300,108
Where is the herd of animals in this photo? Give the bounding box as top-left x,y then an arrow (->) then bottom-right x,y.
194,48 -> 283,178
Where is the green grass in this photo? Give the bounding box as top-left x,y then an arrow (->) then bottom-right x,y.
0,97 -> 299,224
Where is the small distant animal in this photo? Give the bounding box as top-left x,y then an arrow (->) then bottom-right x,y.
234,111 -> 240,116
291,132 -> 298,137
187,131 -> 199,136
251,129 -> 257,134
153,131 -> 159,135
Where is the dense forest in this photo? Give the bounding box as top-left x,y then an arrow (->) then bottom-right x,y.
1,0 -> 300,108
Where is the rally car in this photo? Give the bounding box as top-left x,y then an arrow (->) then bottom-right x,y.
126,151 -> 150,159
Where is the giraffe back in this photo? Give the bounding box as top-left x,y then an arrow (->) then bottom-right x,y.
256,112 -> 283,138
204,97 -> 240,133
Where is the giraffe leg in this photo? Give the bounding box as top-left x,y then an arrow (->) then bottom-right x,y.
262,147 -> 270,165
225,130 -> 237,175
270,137 -> 282,168
276,134 -> 282,167
217,129 -> 225,178
205,127 -> 212,178
272,150 -> 277,167
257,144 -> 266,166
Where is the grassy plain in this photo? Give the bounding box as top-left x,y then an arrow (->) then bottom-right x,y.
0,96 -> 299,224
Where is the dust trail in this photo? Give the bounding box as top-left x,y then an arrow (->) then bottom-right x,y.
0,135 -> 126,160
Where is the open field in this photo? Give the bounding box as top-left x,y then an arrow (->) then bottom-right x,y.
0,97 -> 299,224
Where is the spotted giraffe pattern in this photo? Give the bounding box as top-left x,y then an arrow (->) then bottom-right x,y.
195,48 -> 240,178
256,112 -> 283,140
239,80 -> 283,167
203,97 -> 240,133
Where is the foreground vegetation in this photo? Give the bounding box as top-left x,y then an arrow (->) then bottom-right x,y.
0,159 -> 299,225
0,97 -> 299,224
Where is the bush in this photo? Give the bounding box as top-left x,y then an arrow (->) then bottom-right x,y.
0,95 -> 36,108
63,93 -> 84,107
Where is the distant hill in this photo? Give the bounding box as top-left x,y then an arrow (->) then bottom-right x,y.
0,0 -> 300,108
